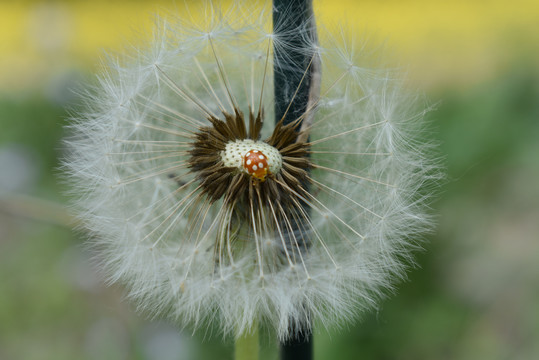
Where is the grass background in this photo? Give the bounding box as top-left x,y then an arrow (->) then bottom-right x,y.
1,1 -> 538,359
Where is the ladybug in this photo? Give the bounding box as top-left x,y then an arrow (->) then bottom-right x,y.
243,149 -> 269,181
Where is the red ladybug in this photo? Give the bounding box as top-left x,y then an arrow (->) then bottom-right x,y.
243,150 -> 269,181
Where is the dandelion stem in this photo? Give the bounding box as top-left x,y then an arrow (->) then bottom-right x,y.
234,326 -> 259,360
273,0 -> 317,359
273,0 -> 316,127
280,333 -> 313,360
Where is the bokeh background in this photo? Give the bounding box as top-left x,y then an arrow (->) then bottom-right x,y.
1,0 -> 538,359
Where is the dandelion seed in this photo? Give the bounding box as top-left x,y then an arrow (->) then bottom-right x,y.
64,1 -> 437,342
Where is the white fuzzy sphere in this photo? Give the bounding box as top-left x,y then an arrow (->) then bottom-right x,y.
64,2 -> 437,340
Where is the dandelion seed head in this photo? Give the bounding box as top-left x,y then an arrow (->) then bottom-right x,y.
63,1 -> 438,340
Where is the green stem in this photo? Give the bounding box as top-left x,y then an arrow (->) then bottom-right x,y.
234,326 -> 259,360
273,1 -> 316,358
273,0 -> 315,127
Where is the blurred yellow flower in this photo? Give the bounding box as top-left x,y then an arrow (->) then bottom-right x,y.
1,0 -> 538,92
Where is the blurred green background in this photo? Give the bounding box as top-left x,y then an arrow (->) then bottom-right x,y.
1,1 -> 538,359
